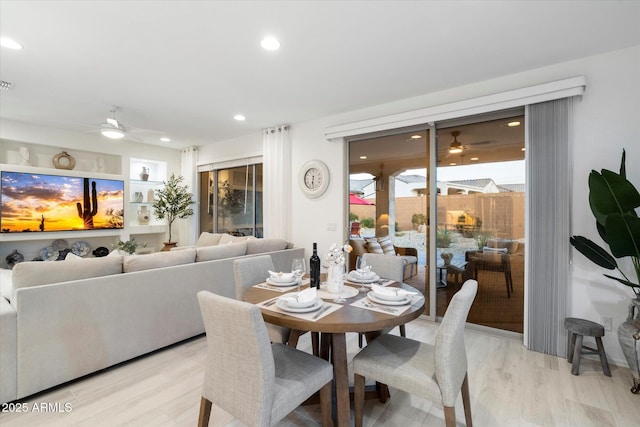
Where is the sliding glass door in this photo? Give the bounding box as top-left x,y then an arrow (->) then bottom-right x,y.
434,111 -> 525,332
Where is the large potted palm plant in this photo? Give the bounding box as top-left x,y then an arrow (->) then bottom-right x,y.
570,149 -> 640,393
152,173 -> 194,251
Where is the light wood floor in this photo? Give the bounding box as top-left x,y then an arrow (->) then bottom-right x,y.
1,318 -> 638,426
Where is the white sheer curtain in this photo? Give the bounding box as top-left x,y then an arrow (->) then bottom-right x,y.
262,125 -> 291,240
179,146 -> 199,246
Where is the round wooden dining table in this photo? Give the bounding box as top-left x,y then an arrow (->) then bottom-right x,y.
243,282 -> 425,427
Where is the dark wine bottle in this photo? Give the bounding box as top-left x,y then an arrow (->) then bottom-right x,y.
310,242 -> 321,288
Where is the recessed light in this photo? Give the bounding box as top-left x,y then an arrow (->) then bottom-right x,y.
449,162 -> 457,166
260,37 -> 280,51
521,147 -> 526,151
359,156 -> 367,160
0,37 -> 23,50
160,137 -> 171,142
234,114 -> 246,121
410,135 -> 422,139
470,157 -> 479,161
507,121 -> 521,127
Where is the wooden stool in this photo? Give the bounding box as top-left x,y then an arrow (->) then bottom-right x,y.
564,317 -> 611,377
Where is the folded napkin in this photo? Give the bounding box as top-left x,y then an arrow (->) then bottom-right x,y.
351,269 -> 376,279
371,284 -> 418,299
268,270 -> 295,281
279,287 -> 317,307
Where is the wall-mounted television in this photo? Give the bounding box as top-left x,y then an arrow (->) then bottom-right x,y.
1,170 -> 125,233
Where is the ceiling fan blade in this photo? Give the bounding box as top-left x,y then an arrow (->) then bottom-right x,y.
106,117 -> 120,128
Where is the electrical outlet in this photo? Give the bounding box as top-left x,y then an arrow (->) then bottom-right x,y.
602,316 -> 613,331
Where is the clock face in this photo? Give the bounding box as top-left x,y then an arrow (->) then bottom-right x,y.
304,167 -> 323,189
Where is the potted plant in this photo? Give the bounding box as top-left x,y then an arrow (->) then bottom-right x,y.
569,149 -> 640,393
113,238 -> 147,255
152,173 -> 194,250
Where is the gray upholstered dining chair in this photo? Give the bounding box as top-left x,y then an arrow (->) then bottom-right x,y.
197,291 -> 333,427
233,256 -> 318,352
353,279 -> 478,427
233,256 -> 291,344
358,253 -> 407,347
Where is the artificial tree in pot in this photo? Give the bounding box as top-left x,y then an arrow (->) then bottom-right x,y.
152,173 -> 194,250
569,149 -> 640,393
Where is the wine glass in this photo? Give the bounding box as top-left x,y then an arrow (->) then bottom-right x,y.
355,256 -> 370,293
292,258 -> 305,293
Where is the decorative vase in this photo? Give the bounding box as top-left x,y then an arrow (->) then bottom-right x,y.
161,242 -> 177,251
326,264 -> 345,294
5,249 -> 24,269
617,298 -> 640,394
147,189 -> 155,202
140,167 -> 149,181
52,151 -> 76,170
137,206 -> 150,225
133,191 -> 144,202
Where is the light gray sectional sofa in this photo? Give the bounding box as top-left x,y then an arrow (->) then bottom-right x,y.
0,234 -> 303,403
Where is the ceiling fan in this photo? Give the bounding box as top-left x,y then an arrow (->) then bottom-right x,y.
100,108 -> 126,139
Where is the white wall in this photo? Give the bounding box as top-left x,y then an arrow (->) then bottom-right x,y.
283,45 -> 639,365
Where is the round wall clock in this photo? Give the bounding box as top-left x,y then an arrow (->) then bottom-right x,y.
298,159 -> 330,198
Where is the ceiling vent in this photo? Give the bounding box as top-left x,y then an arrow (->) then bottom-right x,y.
0,80 -> 14,90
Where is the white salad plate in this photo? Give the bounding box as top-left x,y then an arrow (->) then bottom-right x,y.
266,278 -> 298,287
276,298 -> 323,313
347,273 -> 380,283
367,291 -> 412,306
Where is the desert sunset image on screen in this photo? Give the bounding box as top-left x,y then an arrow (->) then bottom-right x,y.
1,171 -> 125,233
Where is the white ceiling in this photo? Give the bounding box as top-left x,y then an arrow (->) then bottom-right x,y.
1,1 -> 639,149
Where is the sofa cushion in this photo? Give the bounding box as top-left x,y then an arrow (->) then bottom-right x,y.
195,232 -> 225,247
123,248 -> 196,273
246,238 -> 289,255
11,256 -> 124,300
486,239 -> 519,254
377,237 -> 396,256
196,242 -> 247,261
365,238 -> 384,254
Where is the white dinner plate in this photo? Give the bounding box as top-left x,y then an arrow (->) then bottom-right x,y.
276,298 -> 323,313
266,278 -> 298,287
367,292 -> 412,306
347,273 -> 380,283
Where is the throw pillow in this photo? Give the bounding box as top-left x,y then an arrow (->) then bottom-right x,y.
365,238 -> 383,254
377,237 -> 396,256
195,232 -> 224,247
196,242 -> 247,261
483,246 -> 508,254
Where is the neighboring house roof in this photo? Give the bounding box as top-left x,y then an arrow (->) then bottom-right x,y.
498,184 -> 526,193
442,178 -> 494,188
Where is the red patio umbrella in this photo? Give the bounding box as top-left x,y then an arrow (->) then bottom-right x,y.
349,193 -> 374,205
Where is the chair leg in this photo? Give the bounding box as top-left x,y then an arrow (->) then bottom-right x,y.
571,334 -> 583,375
354,374 -> 365,427
319,381 -> 333,427
461,373 -> 473,427
504,271 -> 511,298
399,324 -> 406,338
443,405 -> 457,427
311,332 -> 320,356
198,396 -> 212,427
288,329 -> 302,348
567,332 -> 576,362
595,337 -> 612,377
